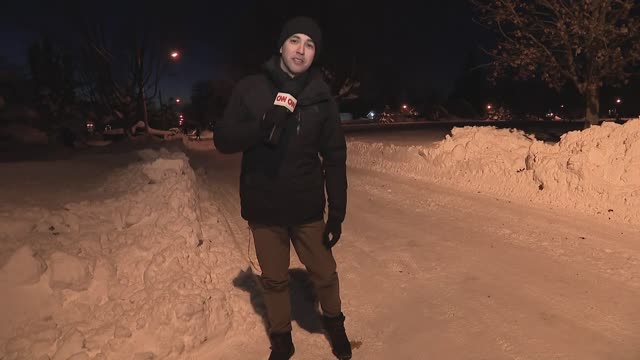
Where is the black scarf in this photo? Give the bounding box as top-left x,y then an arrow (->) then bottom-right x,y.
263,56 -> 312,98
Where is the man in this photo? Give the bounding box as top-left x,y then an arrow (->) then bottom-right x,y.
214,16 -> 352,360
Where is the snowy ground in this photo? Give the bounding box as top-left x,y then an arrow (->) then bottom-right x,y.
1,122 -> 640,359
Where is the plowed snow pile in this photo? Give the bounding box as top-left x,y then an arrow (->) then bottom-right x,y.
348,120 -> 640,224
0,149 -> 235,360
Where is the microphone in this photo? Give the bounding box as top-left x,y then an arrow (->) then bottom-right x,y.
273,92 -> 297,112
266,92 -> 297,145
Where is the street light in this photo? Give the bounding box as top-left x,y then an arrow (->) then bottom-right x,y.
616,98 -> 622,104
486,104 -> 492,110
169,51 -> 183,107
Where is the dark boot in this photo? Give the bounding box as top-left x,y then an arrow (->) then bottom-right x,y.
323,313 -> 352,360
268,331 -> 295,360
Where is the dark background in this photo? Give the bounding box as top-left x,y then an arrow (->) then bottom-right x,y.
1,0 -> 637,121
0,1 -> 492,107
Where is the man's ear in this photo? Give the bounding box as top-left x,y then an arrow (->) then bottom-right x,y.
279,46 -> 283,54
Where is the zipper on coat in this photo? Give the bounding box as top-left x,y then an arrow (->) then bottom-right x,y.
296,111 -> 301,135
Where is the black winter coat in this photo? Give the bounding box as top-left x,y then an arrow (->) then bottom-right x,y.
213,59 -> 347,226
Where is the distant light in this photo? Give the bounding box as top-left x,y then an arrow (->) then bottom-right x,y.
170,51 -> 179,59
402,104 -> 408,109
486,104 -> 492,110
366,110 -> 376,120
616,98 -> 622,104
176,98 -> 181,103
560,105 -> 564,108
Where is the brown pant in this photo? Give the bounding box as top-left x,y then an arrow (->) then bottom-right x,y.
249,219 -> 342,334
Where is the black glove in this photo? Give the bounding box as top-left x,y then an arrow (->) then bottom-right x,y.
323,217 -> 342,249
262,105 -> 291,145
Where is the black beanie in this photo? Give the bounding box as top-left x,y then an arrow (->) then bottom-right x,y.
278,16 -> 323,54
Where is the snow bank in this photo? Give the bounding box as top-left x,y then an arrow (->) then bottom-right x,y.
0,149 -> 233,359
0,245 -> 47,286
348,120 -> 640,225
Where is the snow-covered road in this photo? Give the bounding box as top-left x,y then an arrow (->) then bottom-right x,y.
190,136 -> 640,359
2,122 -> 640,359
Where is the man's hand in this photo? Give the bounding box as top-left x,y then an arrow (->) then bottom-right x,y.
261,105 -> 290,132
323,217 -> 342,249
262,105 -> 291,145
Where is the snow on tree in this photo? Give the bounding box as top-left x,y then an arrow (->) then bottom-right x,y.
472,0 -> 640,125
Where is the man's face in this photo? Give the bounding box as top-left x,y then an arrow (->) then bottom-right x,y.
279,33 -> 316,77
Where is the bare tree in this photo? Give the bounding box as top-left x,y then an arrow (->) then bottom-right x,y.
128,34 -> 166,130
27,37 -> 75,127
472,0 -> 640,125
77,25 -> 124,112
78,23 -> 169,132
321,58 -> 360,104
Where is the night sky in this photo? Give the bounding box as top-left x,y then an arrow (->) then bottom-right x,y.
1,0 -> 493,106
